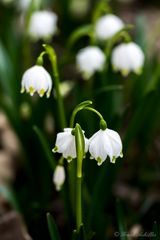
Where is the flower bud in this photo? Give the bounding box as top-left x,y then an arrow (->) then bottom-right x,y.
53,165 -> 65,191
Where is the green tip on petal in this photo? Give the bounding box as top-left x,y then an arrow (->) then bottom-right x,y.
39,89 -> 45,97
120,151 -> 123,158
121,69 -> 129,77
47,90 -> 51,98
111,156 -> 116,164
67,156 -> 73,163
134,67 -> 142,75
97,157 -> 103,166
52,146 -> 58,153
29,86 -> 35,96
20,87 -> 25,93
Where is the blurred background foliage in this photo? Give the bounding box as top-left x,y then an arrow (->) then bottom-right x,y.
0,0 -> 160,239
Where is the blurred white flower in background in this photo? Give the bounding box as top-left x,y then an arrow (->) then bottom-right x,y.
111,42 -> 145,76
18,0 -> 42,12
53,128 -> 89,162
76,46 -> 105,79
21,65 -> 52,98
53,165 -> 65,191
69,0 -> 90,19
28,10 -> 58,40
18,0 -> 31,11
89,128 -> 123,166
54,81 -> 74,98
95,14 -> 124,41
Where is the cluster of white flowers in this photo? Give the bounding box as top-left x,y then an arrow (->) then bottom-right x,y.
21,65 -> 52,98
76,13 -> 145,79
53,127 -> 122,166
53,124 -> 122,190
28,11 -> 58,40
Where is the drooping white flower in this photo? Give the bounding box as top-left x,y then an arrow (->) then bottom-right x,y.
89,128 -> 123,166
21,65 -> 52,97
95,14 -> 124,41
76,46 -> 105,79
53,165 -> 65,191
111,42 -> 145,76
28,11 -> 58,40
53,128 -> 89,162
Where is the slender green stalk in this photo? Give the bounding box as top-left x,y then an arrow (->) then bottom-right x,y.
70,100 -> 92,128
84,107 -> 104,120
75,124 -> 85,231
76,177 -> 82,230
43,44 -> 66,129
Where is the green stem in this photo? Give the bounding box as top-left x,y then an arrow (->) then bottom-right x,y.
43,45 -> 66,129
84,107 -> 104,120
76,177 -> 82,231
75,124 -> 84,231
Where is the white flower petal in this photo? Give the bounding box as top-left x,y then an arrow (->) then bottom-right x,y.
28,11 -> 58,40
89,128 -> 123,165
21,65 -> 52,97
54,128 -> 89,160
111,42 -> 144,75
95,14 -> 124,41
76,46 -> 105,79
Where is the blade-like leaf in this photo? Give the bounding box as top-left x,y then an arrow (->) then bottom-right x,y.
47,213 -> 61,240
33,126 -> 55,170
153,221 -> 159,240
116,199 -> 128,240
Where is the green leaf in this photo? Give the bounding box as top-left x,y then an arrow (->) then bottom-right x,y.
33,126 -> 55,170
47,213 -> 61,240
95,85 -> 123,95
153,221 -> 159,240
0,41 -> 15,101
116,199 -> 128,240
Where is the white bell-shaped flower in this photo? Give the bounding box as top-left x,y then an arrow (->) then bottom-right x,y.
53,128 -> 89,162
89,128 -> 123,166
95,14 -> 124,41
28,11 -> 58,40
111,42 -> 145,76
76,46 -> 105,79
21,65 -> 52,97
53,165 -> 65,191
